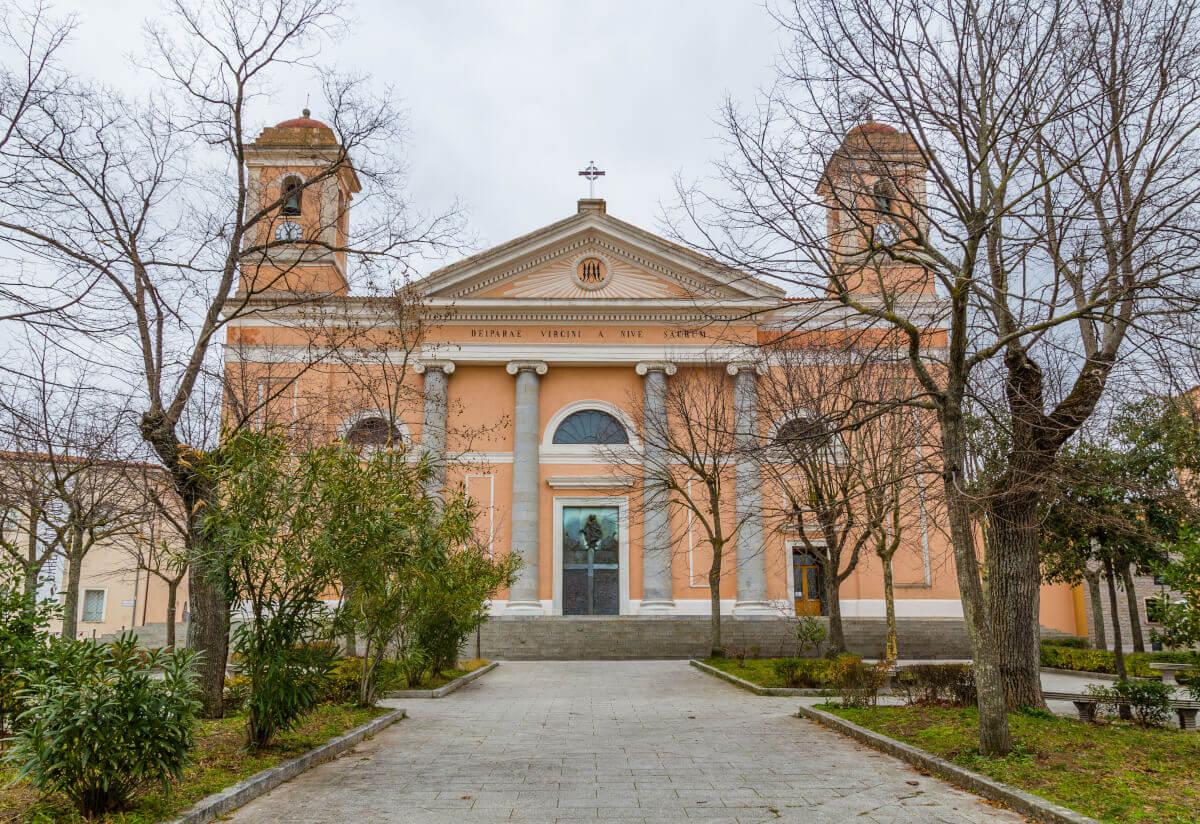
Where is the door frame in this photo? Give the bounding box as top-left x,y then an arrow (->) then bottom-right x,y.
552,496 -> 630,616
787,539 -> 825,618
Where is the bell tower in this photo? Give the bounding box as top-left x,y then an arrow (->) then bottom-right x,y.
241,110 -> 361,296
818,122 -> 933,296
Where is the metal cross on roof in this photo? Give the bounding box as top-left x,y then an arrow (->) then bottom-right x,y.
578,161 -> 605,198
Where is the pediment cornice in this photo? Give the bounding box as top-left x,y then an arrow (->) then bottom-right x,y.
416,210 -> 785,302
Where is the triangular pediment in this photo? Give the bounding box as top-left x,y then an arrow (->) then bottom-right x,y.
418,207 -> 784,303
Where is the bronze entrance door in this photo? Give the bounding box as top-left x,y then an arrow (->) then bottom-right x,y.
562,506 -> 619,615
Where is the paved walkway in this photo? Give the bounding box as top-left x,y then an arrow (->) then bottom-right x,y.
223,661 -> 1027,823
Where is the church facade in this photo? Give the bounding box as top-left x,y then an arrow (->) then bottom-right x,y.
224,114 -> 1084,638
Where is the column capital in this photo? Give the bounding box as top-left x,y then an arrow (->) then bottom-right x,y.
506,360 -> 548,376
635,361 -> 677,377
726,361 -> 766,377
413,359 -> 455,375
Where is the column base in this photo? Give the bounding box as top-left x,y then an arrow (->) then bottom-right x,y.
637,599 -> 677,615
504,600 -> 545,616
732,600 -> 775,617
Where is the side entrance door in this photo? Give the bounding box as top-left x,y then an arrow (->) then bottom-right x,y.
562,506 -> 620,615
792,548 -> 824,616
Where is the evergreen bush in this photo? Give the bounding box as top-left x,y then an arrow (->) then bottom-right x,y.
771,657 -> 833,688
1086,678 -> 1174,727
0,561 -> 59,734
5,635 -> 199,816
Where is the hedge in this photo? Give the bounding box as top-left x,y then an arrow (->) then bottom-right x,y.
1039,641 -> 1197,680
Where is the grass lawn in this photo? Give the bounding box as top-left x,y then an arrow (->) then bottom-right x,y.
702,656 -> 790,687
825,705 -> 1200,824
0,702 -> 386,824
397,657 -> 488,691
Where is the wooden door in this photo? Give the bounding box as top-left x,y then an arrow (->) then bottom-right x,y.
793,563 -> 822,616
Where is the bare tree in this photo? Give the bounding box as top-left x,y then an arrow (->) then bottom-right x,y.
0,0 -> 462,714
122,464 -> 190,648
756,343 -> 926,658
618,362 -> 757,657
676,0 -> 1200,753
0,351 -> 146,639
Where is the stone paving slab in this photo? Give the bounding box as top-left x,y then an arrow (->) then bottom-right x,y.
220,660 -> 1028,823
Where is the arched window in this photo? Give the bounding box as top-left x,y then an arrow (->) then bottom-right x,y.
345,416 -> 401,448
552,409 -> 629,445
872,178 -> 895,214
281,176 -> 303,216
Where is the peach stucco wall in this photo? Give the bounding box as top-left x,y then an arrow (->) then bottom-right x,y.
224,314 -> 1081,628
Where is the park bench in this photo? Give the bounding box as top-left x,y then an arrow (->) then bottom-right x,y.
1148,662 -> 1195,687
1047,691 -> 1199,731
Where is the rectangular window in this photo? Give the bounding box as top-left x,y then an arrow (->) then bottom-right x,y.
1146,597 -> 1165,624
81,589 -> 105,623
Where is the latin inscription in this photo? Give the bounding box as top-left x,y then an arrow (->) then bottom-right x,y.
465,327 -> 711,341
470,328 -> 523,339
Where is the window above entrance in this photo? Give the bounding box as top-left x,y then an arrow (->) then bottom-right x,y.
552,410 -> 628,445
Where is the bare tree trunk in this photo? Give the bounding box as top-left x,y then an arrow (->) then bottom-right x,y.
985,488 -> 1046,710
187,552 -> 230,714
60,551 -> 82,640
165,581 -> 179,649
22,528 -> 41,603
1084,570 -> 1106,650
1103,556 -> 1131,720
1119,563 -> 1145,653
942,414 -> 1011,755
144,413 -> 229,717
882,557 -> 898,663
709,548 -> 722,657
341,580 -> 357,656
823,567 -> 846,655
22,562 -> 39,602
1104,563 -> 1126,673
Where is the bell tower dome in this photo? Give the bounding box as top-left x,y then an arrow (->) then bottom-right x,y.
817,122 -> 933,296
241,110 -> 362,296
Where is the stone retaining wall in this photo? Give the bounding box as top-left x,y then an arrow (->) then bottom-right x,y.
474,616 -> 977,660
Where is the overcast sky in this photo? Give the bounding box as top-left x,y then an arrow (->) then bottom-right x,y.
54,1 -> 782,271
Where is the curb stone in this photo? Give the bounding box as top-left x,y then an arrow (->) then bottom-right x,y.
795,705 -> 1102,824
163,708 -> 406,824
386,660 -> 499,698
688,659 -> 829,696
1040,667 -> 1122,682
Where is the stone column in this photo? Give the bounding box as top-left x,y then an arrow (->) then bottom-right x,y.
414,360 -> 454,497
505,361 -> 548,615
729,362 -> 772,615
636,362 -> 677,615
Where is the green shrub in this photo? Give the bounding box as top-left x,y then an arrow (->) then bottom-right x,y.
895,663 -> 976,707
828,655 -> 888,708
233,621 -> 336,749
1086,678 -> 1174,727
321,657 -> 403,703
772,658 -> 802,687
770,657 -> 833,688
5,634 -> 199,816
0,560 -> 60,734
223,674 -> 251,713
1042,636 -> 1091,649
794,616 -> 828,657
1039,643 -> 1196,679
